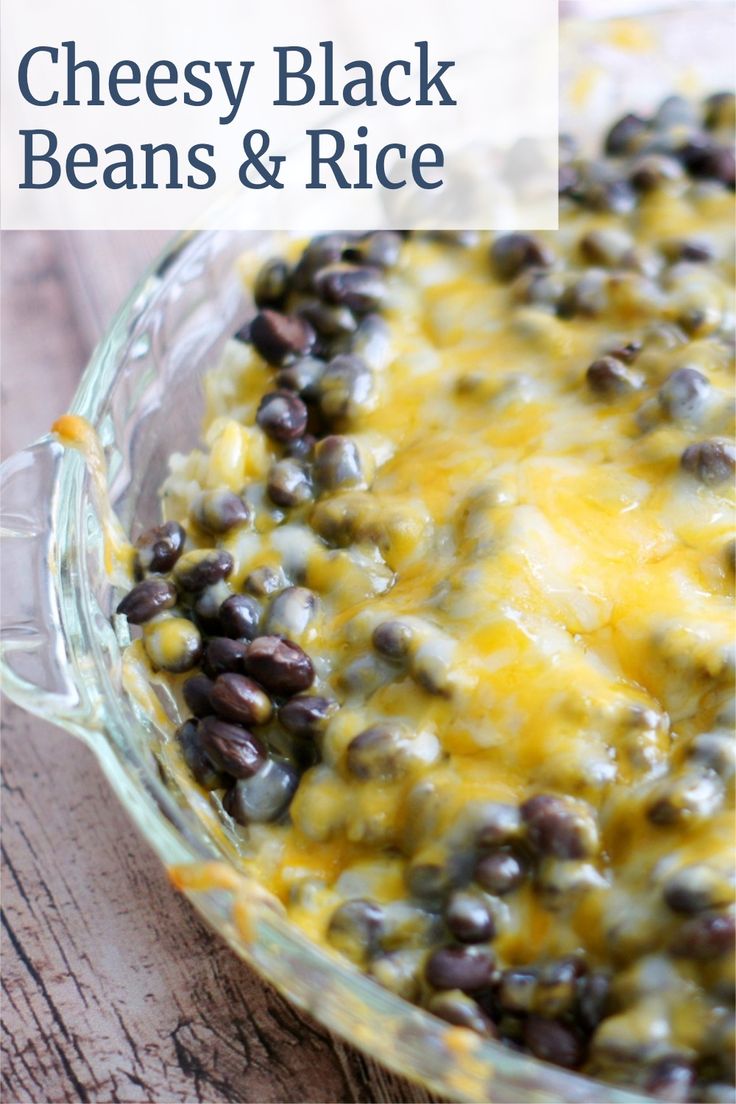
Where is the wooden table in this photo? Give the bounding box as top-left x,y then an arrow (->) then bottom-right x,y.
0,231 -> 436,1104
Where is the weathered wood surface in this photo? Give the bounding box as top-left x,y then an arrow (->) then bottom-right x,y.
0,231 -> 438,1104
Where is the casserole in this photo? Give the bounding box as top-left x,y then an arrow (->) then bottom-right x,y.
1,7 -> 733,1101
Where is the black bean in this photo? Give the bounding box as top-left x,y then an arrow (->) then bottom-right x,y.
586,356 -> 638,397
405,861 -> 451,902
678,305 -> 721,337
135,520 -> 185,574
474,802 -> 522,847
116,578 -> 177,624
193,581 -> 232,629
318,355 -> 374,421
210,672 -> 273,726
372,619 -> 414,660
198,716 -> 267,779
284,433 -> 316,461
350,314 -> 392,372
176,718 -> 224,790
275,355 -> 326,400
202,636 -> 248,678
427,992 -> 496,1036
576,971 -> 610,1032
411,639 -> 455,698
256,390 -> 309,443
681,440 -> 736,486
647,771 -> 723,825
250,309 -> 316,366
292,234 -> 348,292
224,757 -> 298,824
264,586 -> 317,639
184,593 -> 221,641
279,694 -> 338,739
671,911 -> 735,959
510,268 -> 564,308
521,795 -> 598,859
329,650 -> 383,699
313,435 -> 365,490
704,91 -> 736,131
425,945 -> 495,992
144,617 -> 202,673
345,231 -> 402,270
658,367 -> 711,422
379,904 -> 440,954
490,233 -> 553,282
444,892 -> 495,944
346,723 -> 411,781
605,112 -> 649,155
523,1016 -> 583,1069
315,264 -> 387,314
475,851 -> 525,896
630,153 -> 683,191
254,258 -> 291,309
244,565 -> 286,596
662,239 -> 715,264
536,958 -> 584,1017
558,271 -> 608,319
327,899 -> 384,964
580,228 -> 634,267
646,1058 -> 696,1103
676,136 -> 714,171
244,635 -> 314,696
267,459 -> 313,508
583,176 -> 637,215
174,549 -> 234,592
191,489 -> 251,535
218,594 -> 261,640
296,301 -> 357,341
310,493 -> 377,547
497,968 -> 538,1013
337,654 -> 387,697
182,673 -> 215,719
664,865 -> 728,915
679,140 -> 735,188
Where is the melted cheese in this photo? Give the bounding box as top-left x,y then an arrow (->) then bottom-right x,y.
165,193 -> 734,897
127,172 -> 736,1076
232,219 -> 730,1011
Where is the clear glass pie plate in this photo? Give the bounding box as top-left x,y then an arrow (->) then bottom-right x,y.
1,6 -> 733,1101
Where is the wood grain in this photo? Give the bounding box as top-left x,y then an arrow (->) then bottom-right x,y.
0,231 -> 437,1104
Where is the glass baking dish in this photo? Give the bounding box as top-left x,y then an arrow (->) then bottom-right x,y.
1,6 -> 733,1100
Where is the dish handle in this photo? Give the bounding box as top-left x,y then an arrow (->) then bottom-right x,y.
0,438 -> 88,730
